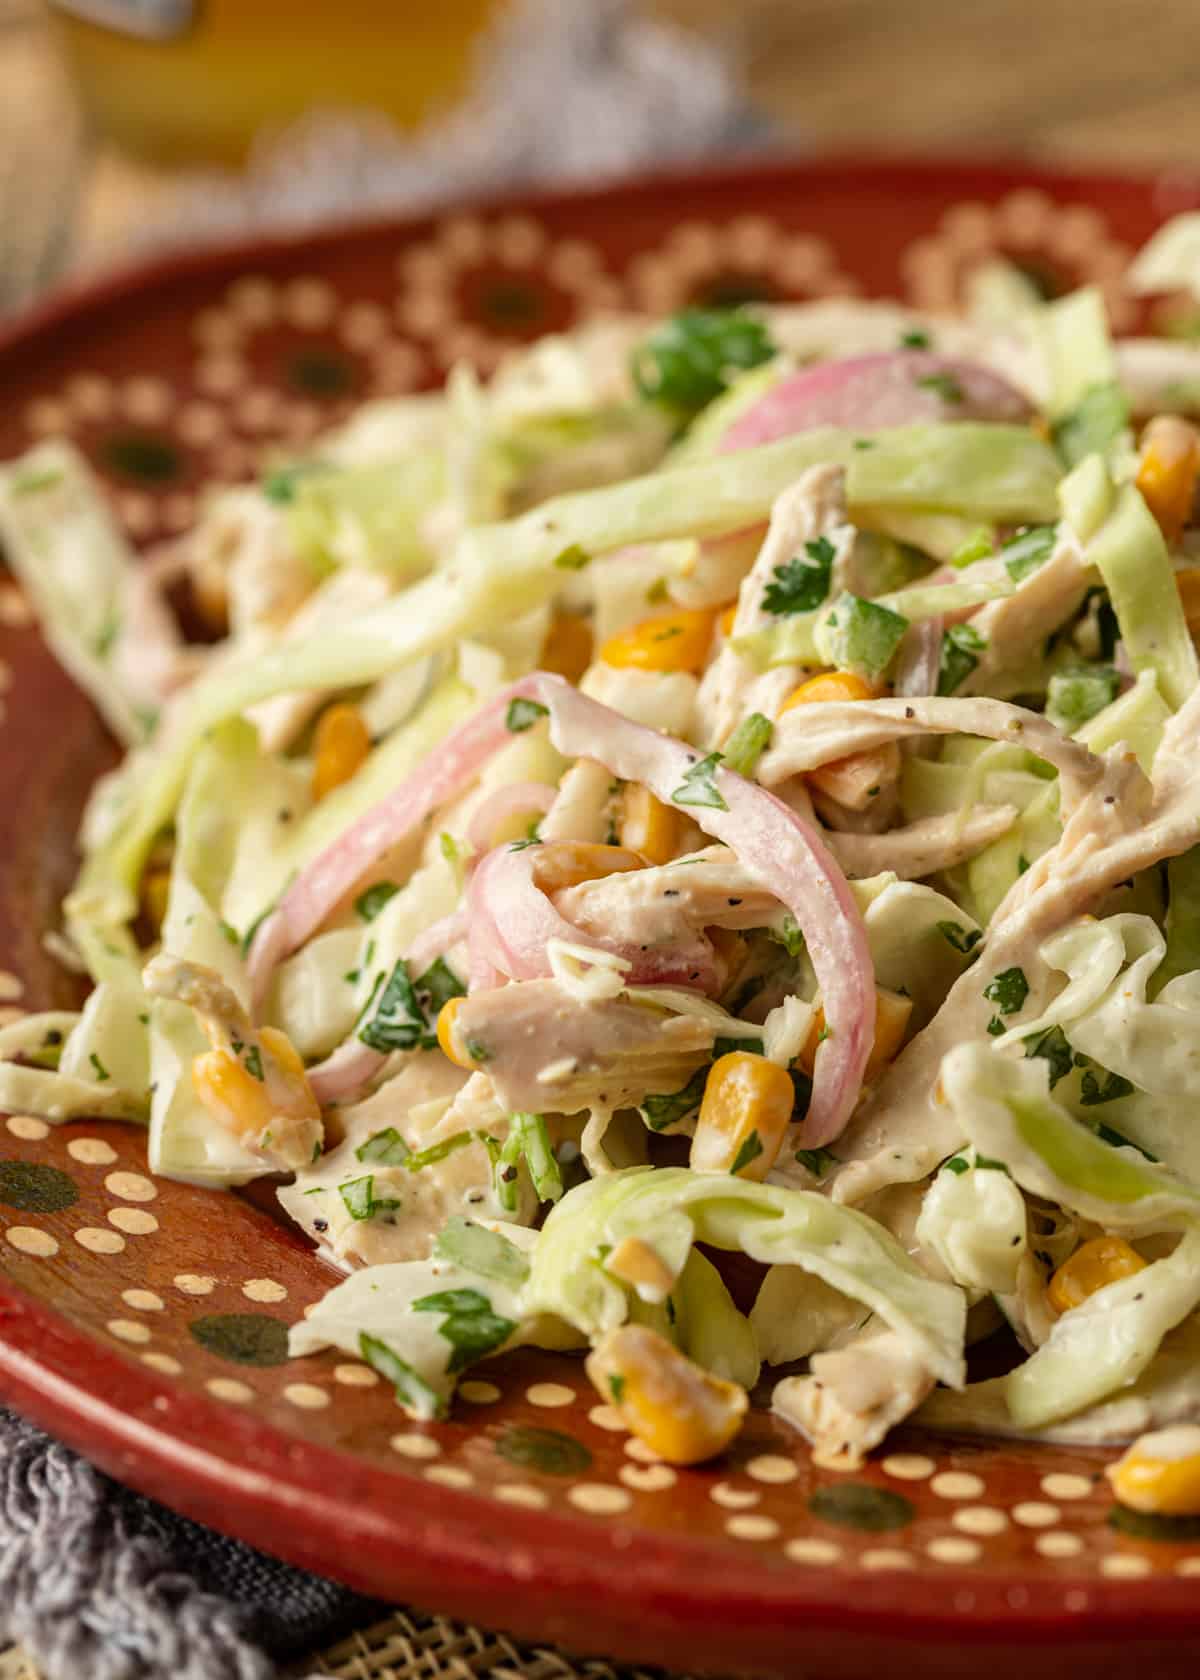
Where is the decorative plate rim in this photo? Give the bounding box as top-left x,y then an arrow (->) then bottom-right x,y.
2,154 -> 1200,1676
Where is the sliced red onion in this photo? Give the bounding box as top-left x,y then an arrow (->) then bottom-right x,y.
719,352 -> 1031,453
466,781 -> 558,854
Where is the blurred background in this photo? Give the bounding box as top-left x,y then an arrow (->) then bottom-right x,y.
4,0 -> 1200,317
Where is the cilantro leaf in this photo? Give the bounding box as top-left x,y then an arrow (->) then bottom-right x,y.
414,956 -> 465,1015
632,309 -> 776,419
403,1131 -> 476,1172
1024,1024 -> 1074,1088
762,536 -> 835,617
413,1286 -> 517,1375
916,371 -> 964,404
794,1144 -> 837,1179
354,881 -> 399,922
670,751 -> 728,811
357,960 -> 434,1053
553,544 -> 590,571
434,1215 -> 530,1285
937,623 -> 986,695
506,697 -> 549,734
937,921 -> 983,955
1080,1068 -> 1136,1107
983,966 -> 1029,1017
339,1174 -> 402,1221
900,328 -> 931,349
358,1332 -> 445,1418
640,1066 -> 708,1133
766,913 -> 805,957
356,1127 -> 412,1166
730,1130 -> 764,1177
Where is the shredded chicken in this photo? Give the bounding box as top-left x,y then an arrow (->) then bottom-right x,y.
961,528 -> 1093,697
772,1328 -> 936,1469
823,805 -> 1019,879
556,846 -> 777,954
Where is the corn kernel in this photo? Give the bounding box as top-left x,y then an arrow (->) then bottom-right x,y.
619,784 -> 682,865
690,1051 -> 794,1180
1047,1235 -> 1146,1316
1107,1426 -> 1200,1515
312,703 -> 371,801
585,1323 -> 748,1465
534,841 -> 645,893
436,997 -> 475,1069
718,602 -> 738,638
192,1048 -> 275,1141
260,1025 -> 308,1084
540,612 -> 594,684
599,607 -> 718,674
780,669 -> 879,711
605,1236 -> 676,1301
800,986 -> 911,1083
1138,415 -> 1200,548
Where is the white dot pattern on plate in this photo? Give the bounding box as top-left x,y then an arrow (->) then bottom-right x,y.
175,1273 -> 216,1295
1175,1557 -> 1200,1577
620,1464 -> 677,1493
7,1116 -> 47,1141
1101,1554 -> 1152,1578
458,1379 -> 500,1404
0,970 -> 24,1001
785,1538 -> 841,1566
495,1484 -> 548,1509
568,1484 -> 631,1516
67,1137 -> 116,1164
745,1455 -> 798,1485
333,1363 -> 379,1388
283,1384 -> 329,1410
1040,1473 -> 1093,1501
953,1507 -> 1008,1536
726,1515 -> 780,1542
1036,1531 -> 1085,1558
587,1404 -> 624,1432
710,1483 -> 759,1510
104,1170 -> 157,1203
525,1382 -> 574,1409
5,1227 -> 57,1257
207,1378 -> 253,1403
242,1278 -> 287,1303
1012,1501 -> 1060,1528
424,1465 -> 473,1490
390,1433 -> 441,1460
931,1471 -> 985,1500
107,1319 -> 151,1345
141,1352 -> 181,1376
861,1548 -> 917,1572
75,1227 -> 124,1254
623,1438 -> 662,1464
109,1208 -> 158,1235
927,1537 -> 981,1564
881,1454 -> 935,1481
122,1289 -> 164,1312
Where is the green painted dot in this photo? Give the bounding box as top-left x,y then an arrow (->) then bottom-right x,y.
693,273 -> 775,310
478,280 -> 544,329
104,432 -> 182,484
285,349 -> 354,397
494,1425 -> 592,1477
808,1482 -> 914,1533
189,1312 -> 289,1367
0,1160 -> 78,1213
1109,1503 -> 1200,1542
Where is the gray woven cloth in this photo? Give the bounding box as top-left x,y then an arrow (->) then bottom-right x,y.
0,6 -> 767,1677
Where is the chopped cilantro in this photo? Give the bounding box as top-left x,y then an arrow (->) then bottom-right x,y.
1096,1121 -> 1157,1160
358,1332 -> 445,1418
986,1015 -> 1005,1036
218,919 -> 239,947
670,751 -> 728,811
434,1215 -> 530,1284
357,961 -> 433,1054
983,966 -> 1029,1017
608,1372 -> 626,1403
645,576 -> 670,604
1080,1068 -> 1136,1106
88,1052 -> 110,1083
942,1155 -> 970,1175
900,328 -> 932,349
354,881 -> 399,922
722,712 -> 773,777
413,1286 -> 516,1373
339,1174 -> 402,1221
762,536 -> 835,617
731,1130 -> 764,1176
631,309 -> 776,419
553,543 -> 591,571
936,921 -> 983,955
1024,1024 -> 1074,1088
262,462 -> 320,504
640,1066 -> 708,1132
242,1044 -> 264,1081
464,1036 -> 492,1064
404,1131 -> 476,1172
505,697 -> 549,734
766,913 -> 805,957
415,956 -> 465,1015
937,623 -> 986,695
794,1145 -> 837,1179
916,372 -> 964,404
439,832 -> 461,866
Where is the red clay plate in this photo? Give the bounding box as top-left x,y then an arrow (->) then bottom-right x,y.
1,157 -> 1200,1680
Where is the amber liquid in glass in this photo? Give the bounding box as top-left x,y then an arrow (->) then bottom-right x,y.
50,0 -> 503,167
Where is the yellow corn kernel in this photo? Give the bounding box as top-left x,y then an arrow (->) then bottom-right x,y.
1138,415 -> 1200,548
312,703 -> 371,802
599,607 -> 718,674
605,1236 -> 676,1301
779,669 -> 879,712
192,1048 -> 275,1141
260,1025 -> 307,1084
1047,1235 -> 1147,1316
690,1051 -> 794,1180
800,986 -> 912,1083
619,784 -> 682,866
435,997 -> 476,1069
1107,1426 -> 1200,1515
718,602 -> 738,638
585,1323 -> 748,1465
140,867 -> 171,932
534,841 -> 646,894
540,612 -> 593,684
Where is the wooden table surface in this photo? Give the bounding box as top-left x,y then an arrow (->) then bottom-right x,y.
654,0 -> 1200,170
